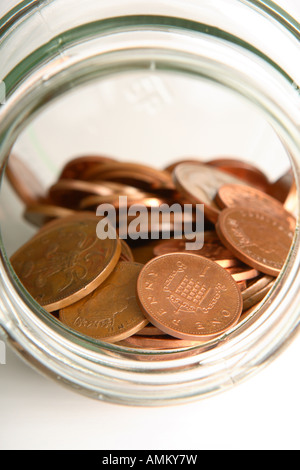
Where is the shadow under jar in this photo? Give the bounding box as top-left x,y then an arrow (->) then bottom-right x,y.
0,0 -> 300,406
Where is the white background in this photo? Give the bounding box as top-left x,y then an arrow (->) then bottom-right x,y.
1,0 -> 300,451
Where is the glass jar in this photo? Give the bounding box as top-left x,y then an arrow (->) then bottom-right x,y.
0,0 -> 299,406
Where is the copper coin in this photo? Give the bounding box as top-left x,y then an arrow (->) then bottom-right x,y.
59,262 -> 148,342
172,162 -> 246,223
137,253 -> 243,341
207,158 -> 270,192
242,275 -> 275,311
118,335 -> 204,350
284,180 -> 297,216
153,231 -> 240,268
83,162 -> 175,191
24,203 -> 78,227
120,239 -> 135,262
164,158 -> 203,173
215,183 -> 296,230
136,324 -> 167,336
226,266 -> 260,282
216,207 -> 294,276
11,214 -> 121,312
59,155 -> 117,180
49,179 -> 142,209
32,211 -> 99,236
268,169 -> 294,203
79,193 -> 167,211
6,153 -> 46,205
48,179 -> 117,208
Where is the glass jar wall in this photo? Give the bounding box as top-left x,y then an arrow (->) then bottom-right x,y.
0,0 -> 300,405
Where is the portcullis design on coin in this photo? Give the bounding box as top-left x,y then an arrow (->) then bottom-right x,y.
137,253 -> 243,341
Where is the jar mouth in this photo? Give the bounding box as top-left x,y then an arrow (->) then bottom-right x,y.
0,1 -> 300,404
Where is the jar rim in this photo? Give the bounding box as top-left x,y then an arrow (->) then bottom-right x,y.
1,0 -> 299,39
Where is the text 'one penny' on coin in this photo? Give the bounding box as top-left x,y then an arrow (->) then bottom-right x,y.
10,214 -> 121,312
137,252 -> 243,341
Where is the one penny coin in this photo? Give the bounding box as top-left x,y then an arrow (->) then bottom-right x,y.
137,253 -> 243,341
215,183 -> 296,230
11,214 -> 121,312
59,262 -> 148,342
216,207 -> 294,276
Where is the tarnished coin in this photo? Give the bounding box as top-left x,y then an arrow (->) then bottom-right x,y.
137,253 -> 243,341
173,162 -> 246,223
6,153 -> 46,205
216,207 -> 294,276
59,262 -> 148,342
215,183 -> 296,230
11,214 -> 121,312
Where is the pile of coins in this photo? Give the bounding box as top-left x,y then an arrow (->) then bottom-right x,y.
6,153 -> 296,351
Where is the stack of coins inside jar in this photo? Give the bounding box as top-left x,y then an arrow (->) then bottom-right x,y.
6,153 -> 296,351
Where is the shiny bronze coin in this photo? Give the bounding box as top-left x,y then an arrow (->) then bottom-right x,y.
120,239 -> 135,262
59,262 -> 148,342
237,280 -> 247,292
216,207 -> 294,276
24,203 -> 78,227
49,179 -> 143,209
59,155 -> 117,180
226,266 -> 260,282
6,153 -> 46,205
11,214 -> 122,312
48,179 -> 117,208
284,180 -> 297,216
242,275 -> 275,312
268,169 -> 294,203
153,231 -> 240,268
118,335 -> 204,350
79,193 -> 166,211
215,183 -> 296,230
136,324 -> 166,336
172,162 -> 246,223
137,253 -> 243,341
83,162 -> 175,191
207,158 -> 270,192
